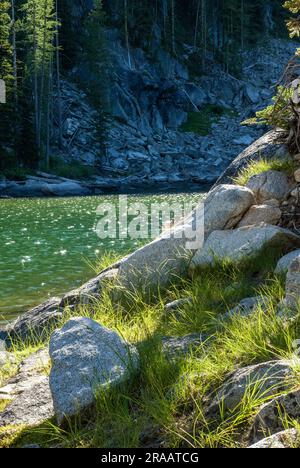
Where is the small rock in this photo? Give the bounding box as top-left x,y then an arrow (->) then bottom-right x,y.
222,296 -> 269,321
164,298 -> 192,313
49,317 -> 139,424
250,389 -> 300,443
238,205 -> 281,228
279,255 -> 300,311
290,186 -> 300,198
294,169 -> 300,183
248,429 -> 298,448
275,250 -> 300,274
162,334 -> 207,358
207,360 -> 297,417
0,351 -> 16,368
244,83 -> 261,104
264,199 -> 281,207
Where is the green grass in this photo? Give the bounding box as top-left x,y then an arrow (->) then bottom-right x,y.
180,105 -> 237,136
2,247 -> 300,448
233,157 -> 296,186
0,400 -> 10,413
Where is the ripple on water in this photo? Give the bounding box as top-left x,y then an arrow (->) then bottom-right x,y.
0,193 -> 203,320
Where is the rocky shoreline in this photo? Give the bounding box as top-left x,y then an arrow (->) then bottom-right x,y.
2,131 -> 300,448
0,171 -> 211,199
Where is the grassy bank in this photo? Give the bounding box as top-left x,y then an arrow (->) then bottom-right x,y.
1,246 -> 300,448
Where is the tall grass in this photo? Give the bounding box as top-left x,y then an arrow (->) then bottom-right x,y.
2,249 -> 300,448
233,157 -> 296,186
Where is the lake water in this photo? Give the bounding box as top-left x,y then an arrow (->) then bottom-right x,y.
0,193 -> 203,322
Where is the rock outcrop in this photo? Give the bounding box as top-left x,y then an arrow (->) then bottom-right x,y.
117,184 -> 254,293
215,130 -> 288,186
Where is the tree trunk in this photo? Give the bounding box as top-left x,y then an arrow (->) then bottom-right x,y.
45,59 -> 52,170
124,0 -> 131,69
38,0 -> 49,153
55,0 -> 63,148
171,0 -> 175,55
11,0 -> 17,106
194,0 -> 201,50
32,5 -> 40,156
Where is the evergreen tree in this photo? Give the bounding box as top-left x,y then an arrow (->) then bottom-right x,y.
284,0 -> 300,55
22,0 -> 57,165
0,1 -> 15,171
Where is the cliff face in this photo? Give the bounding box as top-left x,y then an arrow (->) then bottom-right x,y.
50,1 -> 293,188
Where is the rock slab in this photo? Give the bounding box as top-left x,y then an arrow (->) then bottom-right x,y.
190,224 -> 300,269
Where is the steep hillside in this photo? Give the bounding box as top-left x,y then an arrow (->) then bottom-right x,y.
0,0 -> 295,192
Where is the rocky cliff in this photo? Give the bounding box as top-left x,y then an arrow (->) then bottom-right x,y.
48,2 -> 296,190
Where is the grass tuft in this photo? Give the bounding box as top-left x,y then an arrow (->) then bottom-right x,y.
233,156 -> 296,186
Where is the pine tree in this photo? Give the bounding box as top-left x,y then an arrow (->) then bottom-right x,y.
284,0 -> 300,55
22,0 -> 57,165
0,1 -> 15,170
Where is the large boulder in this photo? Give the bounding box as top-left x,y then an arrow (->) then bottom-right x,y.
190,224 -> 300,270
49,317 -> 139,423
248,429 -> 298,449
246,170 -> 291,203
238,204 -> 282,228
207,360 -> 297,417
215,130 -> 288,186
117,185 -> 254,293
250,390 -> 300,443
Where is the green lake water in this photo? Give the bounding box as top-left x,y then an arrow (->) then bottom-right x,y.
0,193 -> 203,322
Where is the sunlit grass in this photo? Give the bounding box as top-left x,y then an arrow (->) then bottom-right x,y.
3,246 -> 300,448
233,156 -> 296,186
